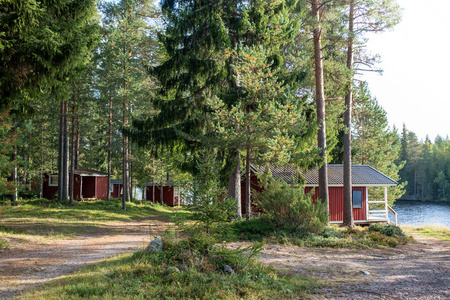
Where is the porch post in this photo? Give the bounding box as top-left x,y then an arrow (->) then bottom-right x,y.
384,186 -> 388,220
95,177 -> 97,199
80,176 -> 83,200
365,187 -> 369,221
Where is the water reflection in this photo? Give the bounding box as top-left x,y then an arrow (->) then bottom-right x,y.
390,201 -> 450,228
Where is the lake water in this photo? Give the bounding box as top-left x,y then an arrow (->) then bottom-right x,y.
390,200 -> 450,228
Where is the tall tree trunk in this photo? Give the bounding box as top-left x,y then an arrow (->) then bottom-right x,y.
160,175 -> 163,204
343,0 -> 355,228
74,117 -> 80,169
69,95 -> 76,205
62,100 -> 69,202
228,151 -> 242,219
40,123 -> 44,198
152,160 -> 155,203
245,147 -> 251,220
107,97 -> 112,201
311,0 -> 329,213
58,101 -> 64,200
10,126 -> 17,205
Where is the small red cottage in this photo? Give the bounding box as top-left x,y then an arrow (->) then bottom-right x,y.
243,164 -> 398,224
43,169 -> 109,200
110,179 -> 123,198
143,181 -> 183,206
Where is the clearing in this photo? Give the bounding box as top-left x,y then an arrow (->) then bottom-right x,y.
1,218 -> 448,299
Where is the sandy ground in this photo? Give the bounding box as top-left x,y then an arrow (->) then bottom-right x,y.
1,218 -> 448,300
230,235 -> 449,299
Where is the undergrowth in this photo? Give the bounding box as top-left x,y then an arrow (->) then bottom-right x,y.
20,232 -> 319,300
229,217 -> 410,248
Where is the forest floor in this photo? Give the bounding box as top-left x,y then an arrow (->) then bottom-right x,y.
0,218 -> 448,300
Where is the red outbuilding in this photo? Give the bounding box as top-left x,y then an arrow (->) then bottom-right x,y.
110,179 -> 123,198
43,169 -> 109,200
242,164 -> 398,225
143,181 -> 183,206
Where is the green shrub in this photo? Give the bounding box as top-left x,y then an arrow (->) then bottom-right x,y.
255,179 -> 328,234
368,223 -> 404,237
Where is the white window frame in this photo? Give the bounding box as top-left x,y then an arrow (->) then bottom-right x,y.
49,175 -> 58,186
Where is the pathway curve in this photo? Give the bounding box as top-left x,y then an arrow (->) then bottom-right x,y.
0,215 -> 170,299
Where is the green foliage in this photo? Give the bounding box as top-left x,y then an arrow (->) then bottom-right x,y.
399,126 -> 450,201
255,179 -> 328,235
19,233 -> 319,300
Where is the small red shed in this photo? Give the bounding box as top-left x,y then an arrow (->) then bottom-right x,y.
43,169 -> 109,200
110,179 -> 123,198
143,181 -> 183,206
243,164 -> 398,224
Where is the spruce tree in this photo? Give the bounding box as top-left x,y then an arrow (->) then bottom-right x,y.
129,0 -> 311,217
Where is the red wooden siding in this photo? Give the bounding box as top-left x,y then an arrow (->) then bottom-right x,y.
111,184 -> 123,198
145,185 -> 177,206
43,174 -> 58,199
305,186 -> 367,221
96,177 -> 108,200
82,176 -> 96,198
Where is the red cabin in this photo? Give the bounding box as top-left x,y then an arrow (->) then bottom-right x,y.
43,169 -> 109,200
143,181 -> 183,206
243,164 -> 398,224
110,179 -> 123,198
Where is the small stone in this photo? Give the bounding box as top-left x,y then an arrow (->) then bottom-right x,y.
269,244 -> 281,249
146,237 -> 163,253
360,270 -> 370,275
165,266 -> 180,276
223,265 -> 234,274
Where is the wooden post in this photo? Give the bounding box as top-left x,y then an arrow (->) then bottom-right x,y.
384,186 -> 388,221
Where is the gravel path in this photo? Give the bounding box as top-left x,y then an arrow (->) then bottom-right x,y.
0,215 -> 169,299
230,235 -> 449,299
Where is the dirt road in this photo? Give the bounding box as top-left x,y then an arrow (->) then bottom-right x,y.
0,215 -> 170,299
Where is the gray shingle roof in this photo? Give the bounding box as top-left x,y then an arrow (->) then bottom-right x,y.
252,164 -> 397,186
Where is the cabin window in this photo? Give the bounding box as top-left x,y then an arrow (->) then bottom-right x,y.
49,175 -> 58,186
352,190 -> 362,208
109,183 -> 114,193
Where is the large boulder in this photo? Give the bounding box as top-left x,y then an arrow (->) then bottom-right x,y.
146,237 -> 163,253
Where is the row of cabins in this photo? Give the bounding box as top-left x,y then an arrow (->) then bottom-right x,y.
43,164 -> 398,224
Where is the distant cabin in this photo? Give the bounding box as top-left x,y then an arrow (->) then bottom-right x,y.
143,181 -> 183,206
243,164 -> 398,225
110,179 -> 123,198
43,169 -> 109,200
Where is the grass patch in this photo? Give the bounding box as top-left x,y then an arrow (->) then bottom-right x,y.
0,198 -> 187,241
20,235 -> 319,300
401,225 -> 450,241
0,235 -> 10,250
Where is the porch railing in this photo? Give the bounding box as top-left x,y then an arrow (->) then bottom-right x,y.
367,201 -> 398,225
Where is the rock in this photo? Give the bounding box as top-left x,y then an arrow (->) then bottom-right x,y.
223,265 -> 234,274
165,266 -> 180,276
146,237 -> 163,253
360,270 -> 370,275
269,244 -> 281,249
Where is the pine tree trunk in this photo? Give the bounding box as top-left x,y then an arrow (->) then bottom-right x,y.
10,126 -> 17,205
343,0 -> 355,228
311,0 -> 329,213
160,176 -> 163,204
58,101 -> 64,200
107,97 -> 112,201
75,118 -> 80,169
152,160 -> 155,203
245,147 -> 251,220
228,151 -> 242,219
69,96 -> 76,205
62,100 -> 69,202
